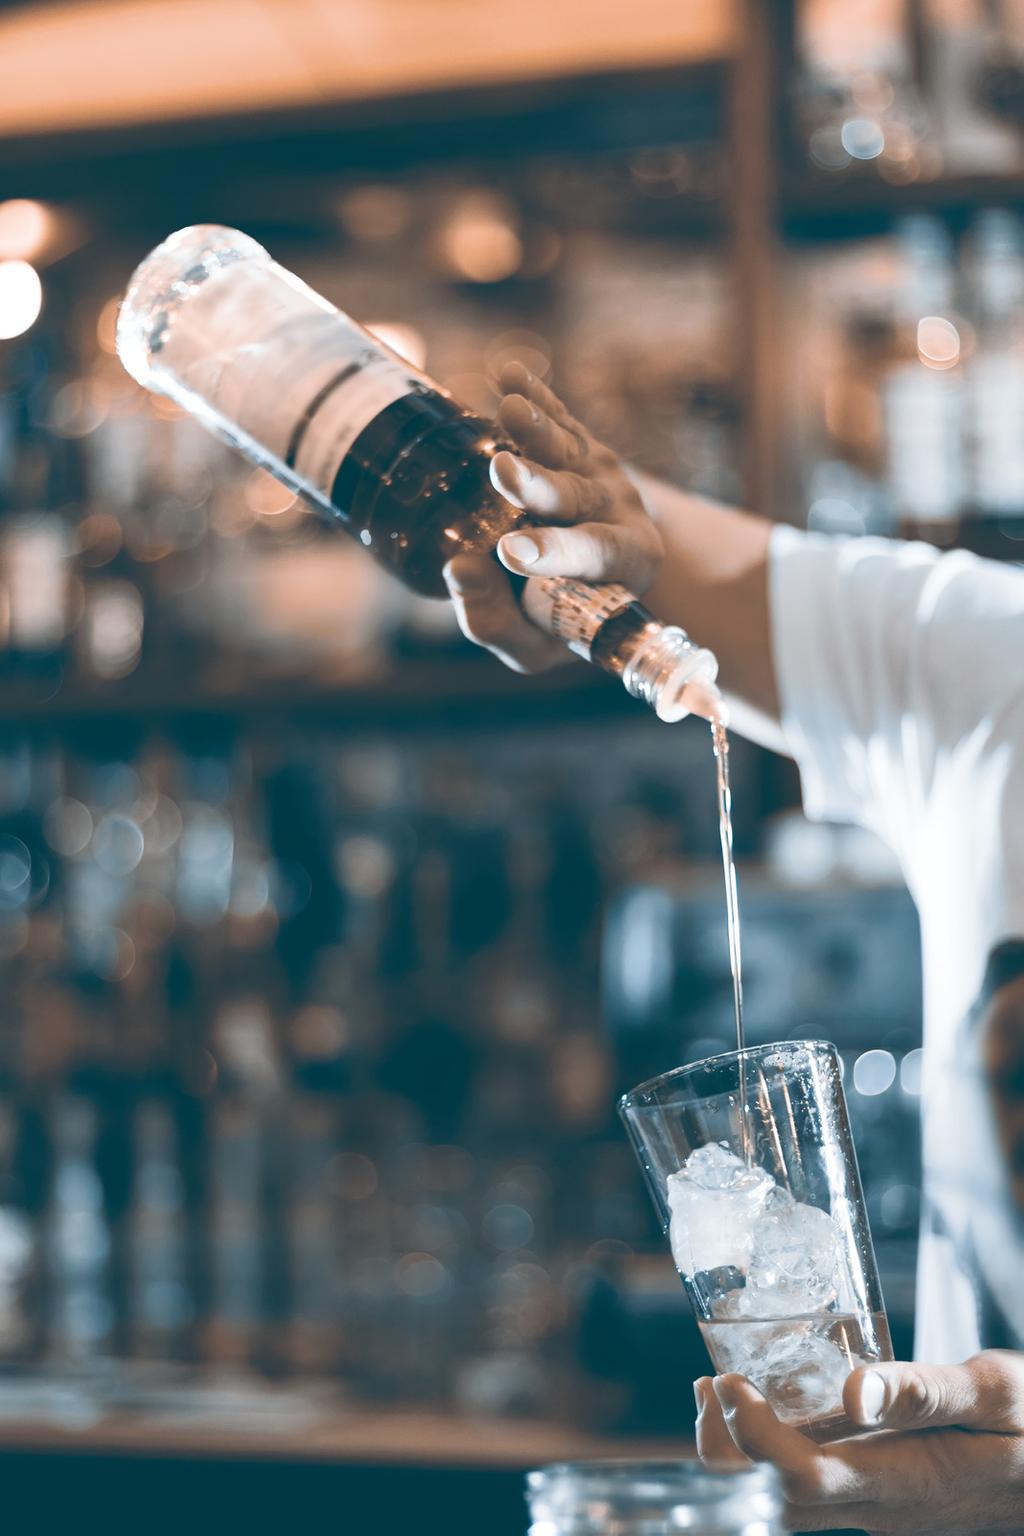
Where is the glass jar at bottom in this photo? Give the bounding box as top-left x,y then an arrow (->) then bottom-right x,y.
525,1461 -> 782,1536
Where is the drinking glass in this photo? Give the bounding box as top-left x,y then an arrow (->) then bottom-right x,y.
619,1041 -> 892,1443
526,1461 -> 782,1536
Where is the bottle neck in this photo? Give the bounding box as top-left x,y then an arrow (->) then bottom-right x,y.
621,624 -> 719,723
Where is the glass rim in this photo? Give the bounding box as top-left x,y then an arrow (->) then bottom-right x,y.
617,1037 -> 838,1113
526,1459 -> 777,1494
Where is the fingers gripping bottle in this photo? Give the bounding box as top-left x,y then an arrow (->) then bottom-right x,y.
117,226 -> 718,721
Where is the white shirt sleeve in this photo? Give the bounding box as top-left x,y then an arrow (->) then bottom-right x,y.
769,525 -> 1024,946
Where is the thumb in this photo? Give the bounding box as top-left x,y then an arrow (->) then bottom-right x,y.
497,522 -> 654,590
845,1353 -> 1024,1433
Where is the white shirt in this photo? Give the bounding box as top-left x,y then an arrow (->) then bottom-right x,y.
770,525 -> 1024,1363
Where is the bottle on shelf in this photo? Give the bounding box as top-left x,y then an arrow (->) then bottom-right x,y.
974,0 -> 1024,144
924,0 -> 1024,172
793,0 -> 935,180
0,408 -> 71,686
116,226 -> 718,724
129,1098 -> 191,1360
963,208 -> 1024,521
882,216 -> 967,536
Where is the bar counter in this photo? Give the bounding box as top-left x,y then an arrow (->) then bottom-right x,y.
0,1382 -> 689,1535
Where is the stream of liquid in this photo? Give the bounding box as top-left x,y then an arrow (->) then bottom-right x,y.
710,716 -> 751,1160
711,717 -> 743,1055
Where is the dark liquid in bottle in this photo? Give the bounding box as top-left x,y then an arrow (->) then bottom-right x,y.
327,387 -> 523,596
589,604 -> 671,682
325,386 -> 661,668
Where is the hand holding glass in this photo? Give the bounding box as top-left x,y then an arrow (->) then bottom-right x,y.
619,1041 -> 893,1443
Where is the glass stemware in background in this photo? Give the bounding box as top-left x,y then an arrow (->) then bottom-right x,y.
619,1041 -> 893,1443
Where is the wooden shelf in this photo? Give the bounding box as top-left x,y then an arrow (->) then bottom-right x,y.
0,1397 -> 688,1469
0,0 -> 735,143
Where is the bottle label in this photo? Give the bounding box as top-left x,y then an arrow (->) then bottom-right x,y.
285,326 -> 421,493
522,577 -> 634,661
158,260 -> 421,501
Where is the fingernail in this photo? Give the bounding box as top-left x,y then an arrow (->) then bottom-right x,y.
528,401 -> 541,423
711,1376 -> 739,1413
693,1379 -> 707,1415
500,533 -> 540,566
857,1370 -> 887,1425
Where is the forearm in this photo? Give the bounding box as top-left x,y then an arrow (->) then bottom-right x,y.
633,472 -> 781,726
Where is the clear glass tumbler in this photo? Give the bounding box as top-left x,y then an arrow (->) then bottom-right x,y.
526,1461 -> 782,1536
619,1041 -> 893,1443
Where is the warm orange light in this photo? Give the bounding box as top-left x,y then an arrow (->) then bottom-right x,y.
485,329 -> 553,384
917,315 -> 961,370
149,394 -> 185,420
96,294 -> 120,353
0,200 -> 53,261
0,1 -> 736,138
243,468 -> 297,517
338,186 -> 410,243
438,196 -> 523,284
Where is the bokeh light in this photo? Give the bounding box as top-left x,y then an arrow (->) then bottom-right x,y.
437,195 -> 523,284
243,468 -> 297,518
0,260 -> 42,339
840,117 -> 885,161
852,1049 -> 897,1096
96,295 -> 120,353
394,1252 -> 448,1298
900,1048 -> 924,1095
917,315 -> 961,370
0,200 -> 52,261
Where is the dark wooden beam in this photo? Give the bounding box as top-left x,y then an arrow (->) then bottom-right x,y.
728,0 -> 790,520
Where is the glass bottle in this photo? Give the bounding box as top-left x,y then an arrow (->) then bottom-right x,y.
964,208 -> 1024,519
794,0 -> 933,180
882,216 -> 966,534
525,1462 -> 782,1536
1,414 -> 71,684
117,226 -> 718,723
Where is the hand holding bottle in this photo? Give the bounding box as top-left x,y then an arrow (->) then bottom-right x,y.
119,226 -> 722,721
443,362 -> 665,673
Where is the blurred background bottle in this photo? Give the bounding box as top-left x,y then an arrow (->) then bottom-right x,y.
964,208 -> 1024,518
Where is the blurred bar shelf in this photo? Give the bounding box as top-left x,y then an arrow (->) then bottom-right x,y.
0,65 -> 727,242
0,75 -> 729,279
0,654 -> 650,734
782,170 -> 1024,242
899,514 -> 1024,563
